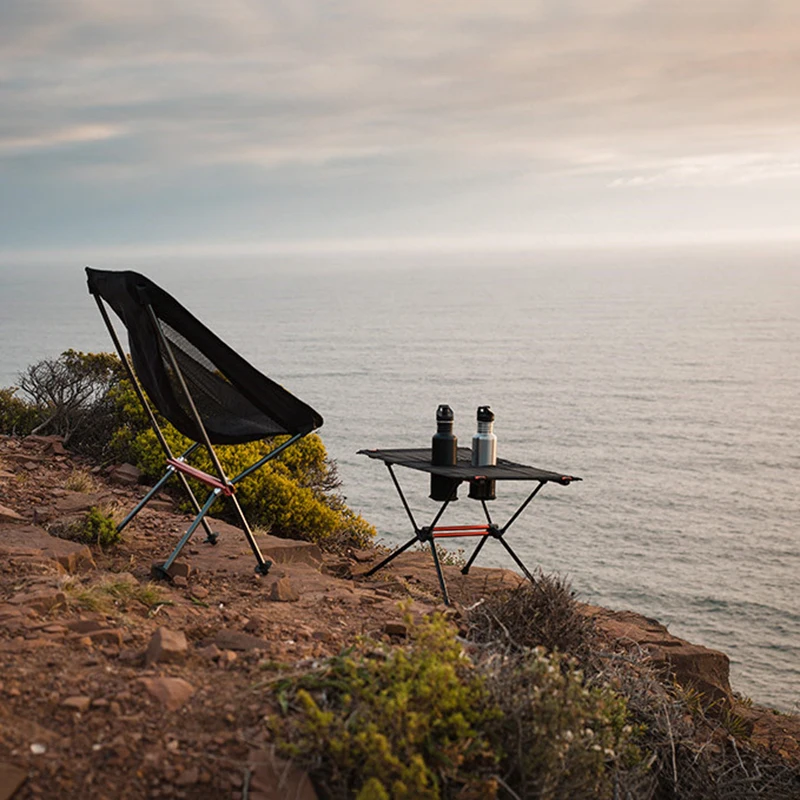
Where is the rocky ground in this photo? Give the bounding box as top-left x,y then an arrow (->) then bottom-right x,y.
1,434 -> 798,799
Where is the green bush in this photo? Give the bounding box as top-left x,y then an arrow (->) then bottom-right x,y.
71,506 -> 121,548
0,386 -> 46,435
270,612 -> 499,799
118,423 -> 375,548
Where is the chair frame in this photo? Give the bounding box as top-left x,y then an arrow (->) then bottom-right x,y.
92,293 -> 307,577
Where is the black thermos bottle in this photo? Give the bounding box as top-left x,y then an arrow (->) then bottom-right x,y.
430,404 -> 459,501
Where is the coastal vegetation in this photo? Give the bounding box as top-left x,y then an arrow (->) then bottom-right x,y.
270,580 -> 800,799
0,350 -> 375,549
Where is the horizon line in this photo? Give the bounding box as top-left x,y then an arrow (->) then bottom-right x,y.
3,229 -> 800,263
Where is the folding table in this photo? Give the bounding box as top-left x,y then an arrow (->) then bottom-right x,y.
358,447 -> 580,605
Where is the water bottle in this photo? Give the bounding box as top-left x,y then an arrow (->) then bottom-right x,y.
469,406 -> 497,500
430,404 -> 459,501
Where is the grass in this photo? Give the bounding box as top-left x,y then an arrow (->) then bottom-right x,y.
64,577 -> 167,614
65,469 -> 97,492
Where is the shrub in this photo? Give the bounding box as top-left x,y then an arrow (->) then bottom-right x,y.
2,351 -> 375,549
478,647 -> 642,800
73,506 -> 121,547
466,572 -> 596,664
119,422 -> 375,549
0,387 -> 46,435
14,350 -> 126,452
270,612 -> 499,799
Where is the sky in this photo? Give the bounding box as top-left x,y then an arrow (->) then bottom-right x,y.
2,0 -> 800,258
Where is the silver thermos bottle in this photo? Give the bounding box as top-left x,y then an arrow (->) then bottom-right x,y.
469,405 -> 496,500
430,404 -> 459,501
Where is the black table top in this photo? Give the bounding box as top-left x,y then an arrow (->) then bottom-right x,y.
358,447 -> 580,484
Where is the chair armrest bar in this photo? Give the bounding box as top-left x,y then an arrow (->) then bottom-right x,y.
167,458 -> 235,496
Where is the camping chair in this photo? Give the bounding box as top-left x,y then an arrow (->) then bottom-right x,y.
86,267 -> 323,578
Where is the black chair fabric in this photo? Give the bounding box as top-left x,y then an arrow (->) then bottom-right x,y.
86,268 -> 322,444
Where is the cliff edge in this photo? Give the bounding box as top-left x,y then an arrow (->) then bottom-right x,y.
1,434 -> 798,798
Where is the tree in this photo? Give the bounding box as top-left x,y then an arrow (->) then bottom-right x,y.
16,349 -> 125,449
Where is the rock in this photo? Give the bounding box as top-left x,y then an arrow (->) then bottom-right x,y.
172,575 -> 188,588
588,606 -> 733,707
0,762 -> 27,800
41,624 -> 67,635
139,677 -> 195,711
197,644 -> 222,661
66,619 -> 108,634
22,435 -> 62,450
145,627 -> 188,666
248,749 -> 318,800
152,560 -> 192,580
52,545 -> 95,574
67,628 -> 124,646
0,520 -> 95,572
351,549 -> 375,563
0,505 -> 24,523
218,650 -> 238,667
260,538 -> 322,567
175,766 -> 199,786
111,571 -> 139,586
54,492 -> 108,515
147,499 -> 175,513
322,558 -> 352,579
213,629 -> 270,652
383,622 -> 408,637
191,586 -> 209,600
45,439 -> 67,456
243,614 -> 266,633
9,590 -> 66,615
31,507 -> 53,525
108,463 -> 141,485
60,696 -> 92,713
269,577 -> 299,603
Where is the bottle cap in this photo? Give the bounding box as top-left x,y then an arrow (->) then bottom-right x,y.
476,406 -> 494,422
436,404 -> 454,422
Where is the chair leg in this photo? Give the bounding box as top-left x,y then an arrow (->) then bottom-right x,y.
174,472 -> 218,543
117,467 -> 175,533
227,493 -> 272,575
156,489 -> 220,577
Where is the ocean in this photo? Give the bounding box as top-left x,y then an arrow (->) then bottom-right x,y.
1,244 -> 798,711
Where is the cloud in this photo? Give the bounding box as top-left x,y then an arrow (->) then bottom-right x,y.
609,153 -> 800,188
0,124 -> 125,156
2,0 -> 800,248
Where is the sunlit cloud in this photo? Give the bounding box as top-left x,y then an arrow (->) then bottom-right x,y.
0,124 -> 125,156
609,154 -> 800,188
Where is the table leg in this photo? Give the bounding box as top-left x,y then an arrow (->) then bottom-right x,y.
462,482 -> 545,576
428,539 -> 450,605
461,534 -> 490,575
497,536 -> 537,583
363,535 -> 420,577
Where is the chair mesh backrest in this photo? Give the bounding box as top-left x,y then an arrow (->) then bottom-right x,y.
86,268 -> 323,444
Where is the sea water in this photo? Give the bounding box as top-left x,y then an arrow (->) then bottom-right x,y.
1,245 -> 798,711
